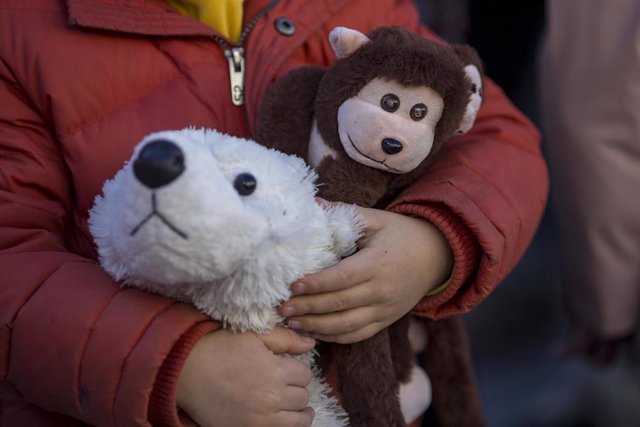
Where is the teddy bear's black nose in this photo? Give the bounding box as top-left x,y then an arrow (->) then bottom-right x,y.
381,138 -> 403,155
133,139 -> 185,189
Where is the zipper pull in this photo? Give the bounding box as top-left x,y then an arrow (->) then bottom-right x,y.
225,47 -> 245,106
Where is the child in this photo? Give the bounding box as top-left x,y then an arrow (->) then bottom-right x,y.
0,0 -> 548,425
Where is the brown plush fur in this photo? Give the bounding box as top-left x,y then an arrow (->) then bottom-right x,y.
388,314 -> 414,384
335,328 -> 405,427
257,26 -> 485,427
256,66 -> 326,160
424,317 -> 487,427
316,156 -> 391,207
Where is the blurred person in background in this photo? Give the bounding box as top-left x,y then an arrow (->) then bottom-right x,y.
540,0 -> 640,425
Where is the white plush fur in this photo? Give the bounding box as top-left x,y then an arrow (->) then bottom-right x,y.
89,128 -> 364,427
399,364 -> 432,424
308,118 -> 339,168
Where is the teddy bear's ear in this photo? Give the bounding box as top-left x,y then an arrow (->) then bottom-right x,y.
329,27 -> 370,59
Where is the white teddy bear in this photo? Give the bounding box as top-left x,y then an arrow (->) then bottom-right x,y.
89,128 -> 364,427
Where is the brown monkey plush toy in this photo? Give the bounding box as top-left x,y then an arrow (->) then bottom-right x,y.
257,26 -> 485,427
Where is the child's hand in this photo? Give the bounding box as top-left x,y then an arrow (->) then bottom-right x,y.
177,327 -> 316,427
280,206 -> 453,344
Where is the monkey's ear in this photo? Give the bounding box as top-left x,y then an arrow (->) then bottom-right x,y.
329,27 -> 370,59
452,45 -> 485,134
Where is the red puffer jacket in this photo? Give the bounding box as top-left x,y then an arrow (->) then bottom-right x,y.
0,0 -> 548,425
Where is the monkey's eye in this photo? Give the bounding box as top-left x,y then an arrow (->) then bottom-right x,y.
471,84 -> 478,94
234,173 -> 257,196
380,94 -> 400,112
410,103 -> 428,121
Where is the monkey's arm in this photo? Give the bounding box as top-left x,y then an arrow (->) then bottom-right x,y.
316,156 -> 392,206
256,66 -> 326,159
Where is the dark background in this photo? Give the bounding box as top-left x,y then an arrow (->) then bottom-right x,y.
418,1 -> 640,426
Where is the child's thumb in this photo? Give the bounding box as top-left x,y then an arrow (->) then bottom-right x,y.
260,326 -> 316,355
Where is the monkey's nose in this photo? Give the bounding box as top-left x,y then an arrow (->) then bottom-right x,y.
133,139 -> 185,189
381,138 -> 403,155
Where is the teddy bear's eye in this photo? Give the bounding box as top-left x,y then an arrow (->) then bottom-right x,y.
234,173 -> 257,196
380,94 -> 400,112
410,103 -> 428,121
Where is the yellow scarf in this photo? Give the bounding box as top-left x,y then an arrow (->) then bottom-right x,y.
166,0 -> 243,43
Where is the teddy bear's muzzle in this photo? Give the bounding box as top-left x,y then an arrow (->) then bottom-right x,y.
133,139 -> 185,189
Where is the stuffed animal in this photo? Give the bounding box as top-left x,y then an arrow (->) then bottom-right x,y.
88,128 -> 366,427
257,25 -> 483,207
257,26 -> 485,427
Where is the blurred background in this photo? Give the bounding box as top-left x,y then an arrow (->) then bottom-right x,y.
418,1 -> 640,426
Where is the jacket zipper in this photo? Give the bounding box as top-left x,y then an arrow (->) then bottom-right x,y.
211,0 -> 280,106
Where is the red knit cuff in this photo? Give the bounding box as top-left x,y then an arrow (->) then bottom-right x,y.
388,203 -> 481,319
148,320 -> 220,426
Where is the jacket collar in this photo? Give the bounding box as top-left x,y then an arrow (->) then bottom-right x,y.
66,0 -> 237,36
66,0 -> 351,37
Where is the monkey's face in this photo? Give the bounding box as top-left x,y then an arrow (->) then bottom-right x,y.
337,77 -> 444,174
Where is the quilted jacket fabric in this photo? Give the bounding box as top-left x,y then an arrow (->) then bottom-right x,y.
0,0 -> 548,425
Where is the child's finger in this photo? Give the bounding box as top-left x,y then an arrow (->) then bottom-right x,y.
292,248 -> 375,295
274,407 -> 315,427
279,386 -> 311,411
285,306 -> 379,335
259,327 -> 316,355
277,357 -> 314,388
281,281 -> 375,317
313,322 -> 386,344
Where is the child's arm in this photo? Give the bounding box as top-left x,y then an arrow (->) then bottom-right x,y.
280,1 -> 547,340
280,55 -> 547,342
0,59 -> 313,427
384,0 -> 548,321
0,59 -> 221,425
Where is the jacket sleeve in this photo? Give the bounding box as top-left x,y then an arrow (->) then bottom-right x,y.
384,0 -> 549,319
0,57 -> 218,426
